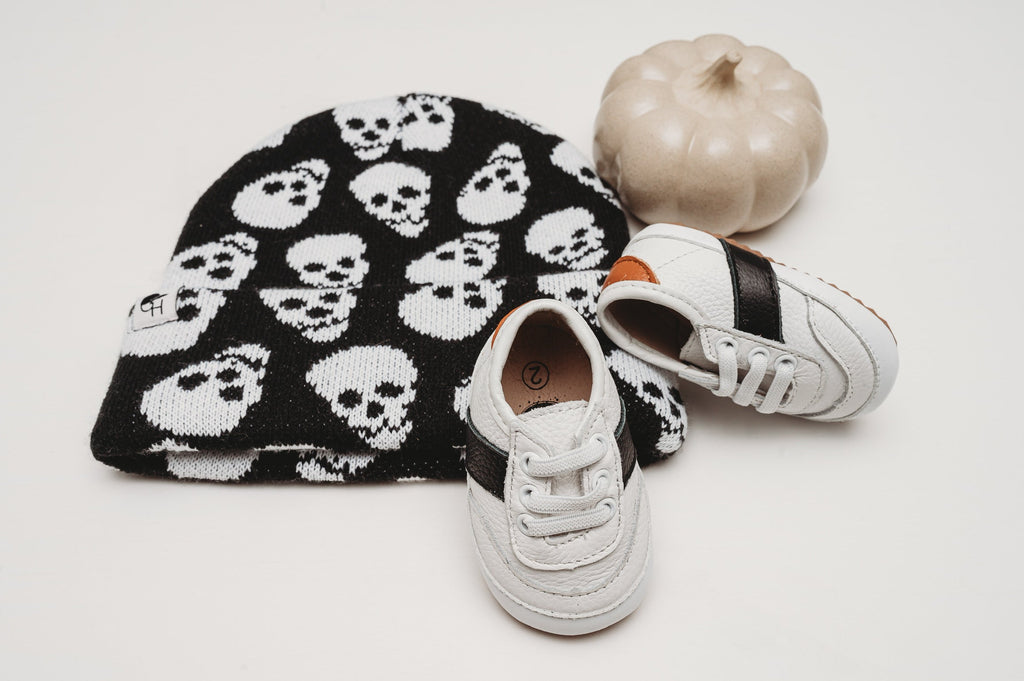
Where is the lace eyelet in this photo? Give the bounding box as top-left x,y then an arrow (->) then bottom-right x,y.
518,484 -> 536,506
716,337 -> 737,355
520,451 -> 535,475
593,469 -> 611,490
747,347 -> 770,363
516,513 -> 533,533
598,497 -> 617,516
775,354 -> 796,370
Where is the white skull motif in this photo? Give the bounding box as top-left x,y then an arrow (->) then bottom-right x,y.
231,159 -> 330,230
456,143 -> 531,225
350,162 -> 431,237
332,97 -> 403,161
286,234 -> 369,288
163,232 -> 258,290
525,207 -> 607,270
295,452 -> 377,482
405,230 -> 499,284
306,346 -> 418,450
259,289 -> 358,343
536,271 -> 604,324
166,451 -> 260,481
398,94 -> 455,152
122,288 -> 227,357
549,141 -> 620,207
140,344 -> 270,437
398,280 -> 505,341
606,349 -> 687,454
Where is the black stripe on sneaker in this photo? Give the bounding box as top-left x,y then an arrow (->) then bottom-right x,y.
719,238 -> 784,342
465,402 -> 636,501
616,410 -> 637,483
466,421 -> 508,500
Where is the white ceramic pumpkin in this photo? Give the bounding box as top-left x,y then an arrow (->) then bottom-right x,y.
594,35 -> 827,235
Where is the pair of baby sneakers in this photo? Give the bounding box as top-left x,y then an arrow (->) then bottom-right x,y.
465,224 -> 899,635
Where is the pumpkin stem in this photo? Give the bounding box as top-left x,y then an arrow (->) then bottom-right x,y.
701,51 -> 742,90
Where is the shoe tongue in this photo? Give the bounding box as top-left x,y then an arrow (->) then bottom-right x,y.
678,330 -> 716,371
518,400 -> 589,498
518,400 -> 588,453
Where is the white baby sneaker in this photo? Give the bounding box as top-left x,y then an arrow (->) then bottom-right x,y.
465,299 -> 651,635
596,224 -> 898,421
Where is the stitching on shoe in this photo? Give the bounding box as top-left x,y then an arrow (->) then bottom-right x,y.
807,300 -> 856,415
471,482 -> 645,604
506,415 -> 622,570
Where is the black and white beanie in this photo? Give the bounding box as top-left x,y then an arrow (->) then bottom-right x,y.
91,94 -> 687,483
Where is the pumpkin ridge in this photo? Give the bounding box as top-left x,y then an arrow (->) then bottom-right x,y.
596,35 -> 828,235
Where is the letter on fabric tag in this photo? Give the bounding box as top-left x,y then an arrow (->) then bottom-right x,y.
130,290 -> 179,331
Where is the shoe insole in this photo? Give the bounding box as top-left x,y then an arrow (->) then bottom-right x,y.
606,299 -> 693,361
501,318 -> 592,415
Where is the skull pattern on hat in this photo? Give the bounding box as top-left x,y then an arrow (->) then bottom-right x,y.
231,159 -> 330,230
93,94 -> 685,483
139,344 -> 270,438
164,233 -> 258,290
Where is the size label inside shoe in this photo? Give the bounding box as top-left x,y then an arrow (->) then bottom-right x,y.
130,290 -> 179,331
521,361 -> 550,390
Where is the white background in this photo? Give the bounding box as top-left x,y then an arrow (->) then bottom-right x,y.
2,1 -> 1022,679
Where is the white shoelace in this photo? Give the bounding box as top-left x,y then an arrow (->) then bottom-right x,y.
711,337 -> 796,414
516,434 -> 616,538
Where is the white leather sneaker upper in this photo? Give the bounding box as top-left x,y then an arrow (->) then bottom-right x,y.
466,299 -> 651,634
596,224 -> 898,421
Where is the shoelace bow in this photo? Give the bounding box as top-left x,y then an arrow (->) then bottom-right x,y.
711,337 -> 796,414
517,435 -> 616,538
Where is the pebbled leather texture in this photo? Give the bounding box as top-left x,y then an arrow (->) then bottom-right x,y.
719,238 -> 783,342
468,472 -> 649,610
507,407 -> 624,570
611,228 -> 737,327
598,224 -> 898,419
467,399 -> 635,498
465,421 -> 507,500
467,299 -> 653,624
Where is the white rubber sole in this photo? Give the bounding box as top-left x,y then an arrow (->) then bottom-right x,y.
478,547 -> 651,636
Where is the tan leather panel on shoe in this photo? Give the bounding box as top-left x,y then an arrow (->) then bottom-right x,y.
490,304 -> 524,347
602,256 -> 659,289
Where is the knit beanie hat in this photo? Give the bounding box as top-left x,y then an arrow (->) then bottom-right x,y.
91,94 -> 687,482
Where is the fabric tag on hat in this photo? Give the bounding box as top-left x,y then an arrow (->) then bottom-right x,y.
130,290 -> 178,331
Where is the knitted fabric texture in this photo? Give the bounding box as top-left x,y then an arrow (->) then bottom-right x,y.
91,94 -> 687,482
